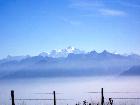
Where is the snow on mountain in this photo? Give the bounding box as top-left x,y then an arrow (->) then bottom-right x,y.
39,46 -> 85,58
1,48 -> 140,78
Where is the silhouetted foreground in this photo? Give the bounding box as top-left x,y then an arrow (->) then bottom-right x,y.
10,88 -> 140,105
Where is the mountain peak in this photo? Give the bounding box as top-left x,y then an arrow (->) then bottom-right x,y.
89,50 -> 98,54
67,46 -> 75,49
39,46 -> 85,58
39,52 -> 49,57
100,50 -> 112,55
102,50 -> 109,53
65,46 -> 76,53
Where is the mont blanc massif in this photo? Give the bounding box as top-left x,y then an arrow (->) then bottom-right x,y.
0,47 -> 140,79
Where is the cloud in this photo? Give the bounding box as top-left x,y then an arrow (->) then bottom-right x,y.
69,20 -> 81,25
69,0 -> 127,17
61,17 -> 82,25
99,9 -> 126,16
69,0 -> 104,10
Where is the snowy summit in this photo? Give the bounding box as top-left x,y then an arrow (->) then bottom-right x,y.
39,46 -> 85,58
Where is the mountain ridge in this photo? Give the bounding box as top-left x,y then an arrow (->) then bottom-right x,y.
2,46 -> 140,61
121,65 -> 140,76
0,47 -> 140,79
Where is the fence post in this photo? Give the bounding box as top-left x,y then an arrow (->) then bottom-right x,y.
101,88 -> 104,105
11,90 -> 15,105
53,91 -> 56,105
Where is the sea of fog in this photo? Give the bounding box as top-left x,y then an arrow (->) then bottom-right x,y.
0,76 -> 140,105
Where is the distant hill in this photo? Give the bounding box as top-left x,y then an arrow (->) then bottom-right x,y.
121,65 -> 140,76
1,47 -> 140,79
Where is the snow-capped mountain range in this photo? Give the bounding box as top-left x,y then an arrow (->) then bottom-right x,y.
0,46 -> 140,79
1,46 -> 84,61
39,46 -> 85,58
1,46 -> 140,61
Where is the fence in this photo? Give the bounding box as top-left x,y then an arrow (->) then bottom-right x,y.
10,88 -> 140,105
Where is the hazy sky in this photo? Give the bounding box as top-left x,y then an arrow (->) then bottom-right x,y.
0,0 -> 140,58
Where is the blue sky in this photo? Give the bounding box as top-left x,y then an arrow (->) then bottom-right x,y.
0,0 -> 140,58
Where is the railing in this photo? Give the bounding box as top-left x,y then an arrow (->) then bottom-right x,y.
10,88 -> 140,105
